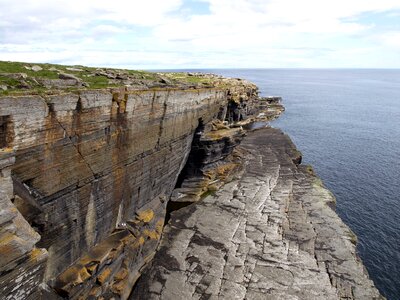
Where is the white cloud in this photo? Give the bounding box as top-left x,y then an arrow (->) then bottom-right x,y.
379,31 -> 400,49
0,0 -> 183,45
0,0 -> 183,26
0,0 -> 399,67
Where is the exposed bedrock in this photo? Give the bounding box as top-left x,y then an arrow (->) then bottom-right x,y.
0,75 -> 380,300
132,128 -> 382,300
0,79 -> 264,299
170,96 -> 285,206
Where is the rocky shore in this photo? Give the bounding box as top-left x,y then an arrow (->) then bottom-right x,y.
0,61 -> 381,299
132,128 -> 382,300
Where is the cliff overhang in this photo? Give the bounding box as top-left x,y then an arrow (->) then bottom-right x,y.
0,61 -> 284,299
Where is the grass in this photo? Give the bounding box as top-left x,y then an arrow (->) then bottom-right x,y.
0,61 -> 227,95
0,75 -> 20,87
0,61 -> 163,94
83,75 -> 110,88
0,61 -> 63,79
160,72 -> 213,85
126,69 -> 158,80
200,189 -> 216,199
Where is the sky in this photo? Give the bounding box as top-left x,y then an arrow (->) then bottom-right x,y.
0,0 -> 400,69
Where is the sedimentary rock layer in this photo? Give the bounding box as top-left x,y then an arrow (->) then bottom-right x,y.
0,61 -> 381,300
0,77 -> 261,299
132,128 -> 382,300
0,88 -> 234,299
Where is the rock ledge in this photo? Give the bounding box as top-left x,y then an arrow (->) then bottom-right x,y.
132,128 -> 382,300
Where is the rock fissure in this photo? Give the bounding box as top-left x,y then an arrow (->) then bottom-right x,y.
54,112 -> 97,178
156,91 -> 169,149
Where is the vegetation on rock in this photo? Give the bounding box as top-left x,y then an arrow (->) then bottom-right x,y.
0,61 -> 217,95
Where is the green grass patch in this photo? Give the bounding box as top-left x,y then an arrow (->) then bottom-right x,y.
200,189 -> 216,199
83,75 -> 110,88
161,72 -> 213,85
0,75 -> 20,87
0,61 -> 221,95
126,69 -> 158,80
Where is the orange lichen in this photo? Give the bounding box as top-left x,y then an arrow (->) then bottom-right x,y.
133,236 -> 145,247
136,209 -> 154,223
111,278 -> 128,294
114,268 -> 128,281
97,267 -> 112,285
143,229 -> 159,240
57,264 -> 91,287
88,286 -> 102,297
0,234 -> 16,254
29,248 -> 47,262
216,163 -> 237,175
0,147 -> 14,153
202,127 -> 243,141
155,219 -> 164,234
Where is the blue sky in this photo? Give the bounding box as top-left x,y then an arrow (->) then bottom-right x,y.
0,0 -> 399,69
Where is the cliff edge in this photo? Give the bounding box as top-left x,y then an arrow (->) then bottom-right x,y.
0,61 -> 381,299
0,61 -> 275,299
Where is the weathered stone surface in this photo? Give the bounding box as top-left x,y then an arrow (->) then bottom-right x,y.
65,68 -> 84,72
31,65 -> 43,72
39,78 -> 82,88
0,149 -> 48,300
132,128 -> 382,300
59,73 -> 81,81
0,77 -> 261,299
0,63 -> 381,299
171,99 -> 284,205
45,93 -> 79,111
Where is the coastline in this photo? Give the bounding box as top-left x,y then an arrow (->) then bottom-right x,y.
0,61 -> 382,299
131,126 -> 383,299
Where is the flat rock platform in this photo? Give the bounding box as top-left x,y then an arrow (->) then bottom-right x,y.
131,128 -> 381,300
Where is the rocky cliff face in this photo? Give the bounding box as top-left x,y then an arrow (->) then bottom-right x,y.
0,62 -> 381,300
0,66 -> 265,300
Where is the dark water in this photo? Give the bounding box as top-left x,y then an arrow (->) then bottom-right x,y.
164,69 -> 400,299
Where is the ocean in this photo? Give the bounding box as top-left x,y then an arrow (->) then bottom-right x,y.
165,69 -> 400,299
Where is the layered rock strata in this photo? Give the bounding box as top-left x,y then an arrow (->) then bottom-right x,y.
132,128 -> 382,300
170,96 -> 284,206
0,76 -> 261,299
0,61 -> 381,300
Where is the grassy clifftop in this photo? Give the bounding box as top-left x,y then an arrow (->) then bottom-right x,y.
0,61 -> 216,95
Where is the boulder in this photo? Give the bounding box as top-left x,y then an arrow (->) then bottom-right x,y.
58,72 -> 81,81
31,65 -> 43,72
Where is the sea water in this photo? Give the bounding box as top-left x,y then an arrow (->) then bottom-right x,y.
170,69 -> 400,299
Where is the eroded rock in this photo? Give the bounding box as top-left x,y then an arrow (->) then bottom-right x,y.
132,128 -> 382,300
0,64 -> 381,299
58,72 -> 81,81
0,78 -> 261,299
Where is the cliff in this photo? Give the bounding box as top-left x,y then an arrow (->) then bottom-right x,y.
0,61 -> 272,299
0,61 -> 380,299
